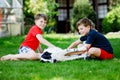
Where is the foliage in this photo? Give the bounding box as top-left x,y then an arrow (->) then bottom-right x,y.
43,0 -> 59,33
23,0 -> 59,33
0,33 -> 120,80
102,5 -> 120,33
29,0 -> 48,15
109,0 -> 120,10
71,0 -> 97,32
23,0 -> 34,25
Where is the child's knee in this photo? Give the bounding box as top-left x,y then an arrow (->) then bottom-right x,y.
88,48 -> 95,54
30,53 -> 39,60
88,47 -> 100,57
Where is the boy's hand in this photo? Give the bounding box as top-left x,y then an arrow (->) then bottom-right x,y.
64,46 -> 87,56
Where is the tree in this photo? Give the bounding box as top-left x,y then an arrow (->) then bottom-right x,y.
102,3 -> 120,33
109,0 -> 120,9
71,0 -> 97,32
101,0 -> 120,33
23,0 -> 58,33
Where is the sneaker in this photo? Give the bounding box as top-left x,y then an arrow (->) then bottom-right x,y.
84,54 -> 92,60
84,56 -> 92,60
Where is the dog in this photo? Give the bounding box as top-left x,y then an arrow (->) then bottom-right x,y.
40,47 -> 88,63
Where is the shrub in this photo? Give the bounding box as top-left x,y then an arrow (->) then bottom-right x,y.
102,6 -> 120,33
24,0 -> 58,34
71,0 -> 97,32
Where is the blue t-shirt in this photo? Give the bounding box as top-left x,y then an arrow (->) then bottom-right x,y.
80,29 -> 113,54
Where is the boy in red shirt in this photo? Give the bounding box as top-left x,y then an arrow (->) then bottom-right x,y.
1,13 -> 56,60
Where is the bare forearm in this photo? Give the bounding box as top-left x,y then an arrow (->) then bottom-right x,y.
68,43 -> 77,49
68,42 -> 80,49
68,39 -> 81,49
37,46 -> 42,53
36,34 -> 55,48
40,38 -> 55,47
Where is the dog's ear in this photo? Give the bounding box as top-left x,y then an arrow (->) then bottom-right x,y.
41,51 -> 52,59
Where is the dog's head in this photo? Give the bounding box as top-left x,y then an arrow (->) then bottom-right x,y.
40,47 -> 62,63
41,51 -> 57,63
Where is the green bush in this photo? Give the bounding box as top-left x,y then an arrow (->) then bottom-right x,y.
102,6 -> 120,33
71,0 -> 97,32
23,0 -> 58,34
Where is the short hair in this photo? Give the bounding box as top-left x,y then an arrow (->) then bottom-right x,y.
76,18 -> 95,29
35,13 -> 48,21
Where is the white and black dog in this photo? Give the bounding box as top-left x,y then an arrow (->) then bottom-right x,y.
40,47 -> 88,63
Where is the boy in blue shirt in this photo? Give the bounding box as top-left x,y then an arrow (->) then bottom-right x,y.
68,18 -> 113,60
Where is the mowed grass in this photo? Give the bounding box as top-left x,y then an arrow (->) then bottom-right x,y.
0,33 -> 120,80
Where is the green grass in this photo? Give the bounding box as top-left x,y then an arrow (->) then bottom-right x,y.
0,33 -> 120,80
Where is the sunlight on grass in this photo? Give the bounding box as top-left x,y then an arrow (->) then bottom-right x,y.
0,33 -> 120,80
105,31 -> 120,39
44,33 -> 80,39
50,77 -> 63,80
44,32 -> 120,40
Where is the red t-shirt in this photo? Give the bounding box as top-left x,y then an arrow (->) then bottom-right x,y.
20,25 -> 43,51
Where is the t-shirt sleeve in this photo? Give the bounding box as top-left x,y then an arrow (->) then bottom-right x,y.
86,31 -> 97,44
31,27 -> 43,36
80,36 -> 87,41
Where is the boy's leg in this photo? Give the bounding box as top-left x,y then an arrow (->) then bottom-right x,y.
16,46 -> 41,60
0,54 -> 19,60
64,46 -> 87,56
88,47 -> 113,60
0,52 -> 41,60
14,51 -> 40,60
88,47 -> 101,58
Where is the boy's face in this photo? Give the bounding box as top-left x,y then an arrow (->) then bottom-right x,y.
78,24 -> 90,36
35,17 -> 47,30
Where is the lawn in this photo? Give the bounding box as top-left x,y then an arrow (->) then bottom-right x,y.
0,33 -> 120,80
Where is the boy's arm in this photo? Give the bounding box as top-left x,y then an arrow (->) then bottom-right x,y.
65,43 -> 91,56
68,39 -> 81,49
36,34 -> 55,48
37,45 -> 42,53
84,44 -> 91,50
